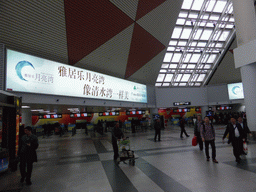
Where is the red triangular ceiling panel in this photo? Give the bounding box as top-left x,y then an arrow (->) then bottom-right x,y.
125,23 -> 165,78
136,0 -> 166,21
64,0 -> 134,65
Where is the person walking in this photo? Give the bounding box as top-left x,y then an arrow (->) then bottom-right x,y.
194,115 -> 203,151
18,126 -> 39,185
201,116 -> 218,163
238,117 -> 251,142
223,117 -> 245,163
154,119 -> 161,142
180,116 -> 190,139
111,123 -> 124,161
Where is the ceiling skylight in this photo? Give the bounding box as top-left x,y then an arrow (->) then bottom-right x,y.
156,0 -> 235,87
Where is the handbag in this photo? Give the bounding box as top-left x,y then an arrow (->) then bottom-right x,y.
192,136 -> 198,146
243,141 -> 248,154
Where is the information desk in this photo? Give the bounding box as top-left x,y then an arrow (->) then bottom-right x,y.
0,149 -> 9,173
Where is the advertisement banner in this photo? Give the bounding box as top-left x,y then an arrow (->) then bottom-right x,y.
227,82 -> 244,100
6,49 -> 147,103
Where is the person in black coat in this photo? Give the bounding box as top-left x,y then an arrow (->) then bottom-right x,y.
238,117 -> 251,142
194,115 -> 203,150
223,118 -> 245,163
154,119 -> 161,142
111,123 -> 124,160
180,116 -> 190,139
18,126 -> 39,185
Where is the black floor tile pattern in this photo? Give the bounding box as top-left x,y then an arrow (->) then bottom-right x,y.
102,160 -> 138,192
135,158 -> 192,192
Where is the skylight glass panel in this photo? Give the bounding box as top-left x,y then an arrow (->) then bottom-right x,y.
207,54 -> 217,63
172,53 -> 182,62
162,64 -> 169,68
171,27 -> 182,38
216,43 -> 224,48
197,74 -> 206,81
184,54 -> 192,62
213,1 -> 227,13
226,24 -> 234,29
194,29 -> 203,40
197,42 -> 207,47
169,64 -> 178,68
178,41 -> 187,46
182,0 -> 193,9
169,40 -> 177,45
157,0 -> 235,87
187,64 -> 196,69
201,29 -> 213,40
191,0 -> 204,11
180,28 -> 192,39
190,54 -> 201,63
191,41 -> 197,46
213,30 -> 221,40
188,13 -> 198,19
175,74 -> 183,82
156,74 -> 165,82
181,74 -> 191,81
204,64 -> 212,69
179,12 -> 188,18
167,47 -> 176,51
202,14 -> 209,19
180,64 -> 187,69
229,17 -> 235,22
206,23 -> 214,27
219,31 -> 230,41
206,0 -> 216,12
163,53 -> 173,62
155,83 -> 162,86
199,22 -> 206,27
176,19 -> 186,25
209,15 -> 220,21
164,74 -> 173,82
179,83 -> 187,86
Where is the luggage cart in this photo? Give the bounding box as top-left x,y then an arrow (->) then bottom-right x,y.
117,137 -> 137,166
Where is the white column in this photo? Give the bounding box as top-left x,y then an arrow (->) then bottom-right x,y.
201,106 -> 208,118
233,0 -> 256,134
21,108 -> 32,127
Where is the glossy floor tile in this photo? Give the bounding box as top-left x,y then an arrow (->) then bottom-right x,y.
1,125 -> 256,192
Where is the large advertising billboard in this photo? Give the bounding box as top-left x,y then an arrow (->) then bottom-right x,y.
6,49 -> 147,103
227,82 -> 244,100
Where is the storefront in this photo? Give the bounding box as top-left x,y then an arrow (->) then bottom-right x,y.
0,90 -> 21,172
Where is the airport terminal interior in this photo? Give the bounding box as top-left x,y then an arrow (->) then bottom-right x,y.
1,0 -> 256,191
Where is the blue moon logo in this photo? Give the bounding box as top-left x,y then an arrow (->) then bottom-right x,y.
232,86 -> 242,95
15,61 -> 35,81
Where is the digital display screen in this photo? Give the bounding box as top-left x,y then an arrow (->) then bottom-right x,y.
227,82 -> 244,100
6,49 -> 147,103
0,158 -> 9,173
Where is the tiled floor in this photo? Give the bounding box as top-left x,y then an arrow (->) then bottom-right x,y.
1,125 -> 256,192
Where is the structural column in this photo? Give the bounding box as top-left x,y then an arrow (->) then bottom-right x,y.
21,108 -> 32,127
233,0 -> 256,135
200,106 -> 208,118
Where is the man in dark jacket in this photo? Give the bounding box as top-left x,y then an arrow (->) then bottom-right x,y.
154,119 -> 161,142
112,123 -> 124,161
238,117 -> 251,142
223,118 -> 245,163
18,126 -> 39,185
180,116 -> 190,139
194,115 -> 203,150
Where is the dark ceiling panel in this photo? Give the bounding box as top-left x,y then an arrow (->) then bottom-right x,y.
64,0 -> 134,65
125,23 -> 165,78
135,0 -> 166,21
